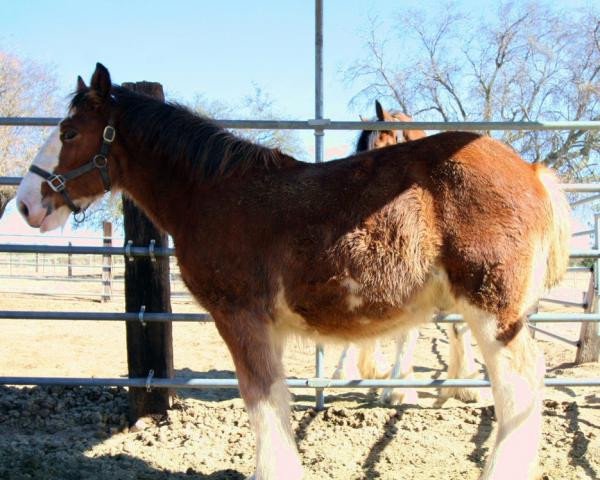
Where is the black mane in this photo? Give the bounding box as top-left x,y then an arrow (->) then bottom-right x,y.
70,86 -> 284,180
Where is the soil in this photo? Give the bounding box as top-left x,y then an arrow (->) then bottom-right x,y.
0,267 -> 598,479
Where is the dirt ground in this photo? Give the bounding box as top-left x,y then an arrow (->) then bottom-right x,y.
0,266 -> 598,479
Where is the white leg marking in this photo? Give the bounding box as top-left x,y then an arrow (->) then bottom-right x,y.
381,328 -> 419,405
332,343 -> 361,380
358,340 -> 390,379
442,323 -> 481,402
464,308 -> 544,480
247,381 -> 303,480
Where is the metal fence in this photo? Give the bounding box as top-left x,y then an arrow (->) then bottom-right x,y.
0,185 -> 599,405
1,0 -> 600,409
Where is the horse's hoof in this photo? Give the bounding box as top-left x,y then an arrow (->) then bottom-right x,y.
381,388 -> 419,405
441,387 -> 480,403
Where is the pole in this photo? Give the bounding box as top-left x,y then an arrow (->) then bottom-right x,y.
575,213 -> 600,363
314,0 -> 326,410
102,222 -> 112,302
122,81 -> 174,422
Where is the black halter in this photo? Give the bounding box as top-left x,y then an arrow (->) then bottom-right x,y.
29,123 -> 116,223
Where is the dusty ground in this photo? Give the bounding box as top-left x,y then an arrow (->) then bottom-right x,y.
0,264 -> 598,479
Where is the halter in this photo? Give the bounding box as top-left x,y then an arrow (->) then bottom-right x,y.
29,123 -> 116,223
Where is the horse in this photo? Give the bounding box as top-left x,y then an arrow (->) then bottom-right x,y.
17,64 -> 571,480
333,100 -> 481,405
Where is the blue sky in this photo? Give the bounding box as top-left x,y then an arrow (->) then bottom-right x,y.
2,0 -> 595,156
0,0 -> 596,241
2,0 -> 397,159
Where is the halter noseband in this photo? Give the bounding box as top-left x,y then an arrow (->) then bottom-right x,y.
29,123 -> 116,223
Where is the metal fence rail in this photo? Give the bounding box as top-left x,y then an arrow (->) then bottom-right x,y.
3,116 -> 600,131
0,310 -> 599,323
1,244 -> 598,259
0,376 -> 598,389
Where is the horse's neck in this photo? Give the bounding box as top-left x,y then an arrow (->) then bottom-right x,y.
114,140 -> 297,238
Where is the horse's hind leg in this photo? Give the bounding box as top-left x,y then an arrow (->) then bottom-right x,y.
441,322 -> 481,402
332,343 -> 361,380
464,307 -> 544,480
381,327 -> 419,405
214,311 -> 303,480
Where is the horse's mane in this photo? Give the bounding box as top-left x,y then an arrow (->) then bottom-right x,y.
70,86 -> 285,179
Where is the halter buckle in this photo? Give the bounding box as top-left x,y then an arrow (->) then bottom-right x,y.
103,125 -> 116,143
73,210 -> 86,223
47,174 -> 67,193
93,154 -> 108,168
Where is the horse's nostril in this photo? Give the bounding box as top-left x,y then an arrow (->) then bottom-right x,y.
18,200 -> 29,219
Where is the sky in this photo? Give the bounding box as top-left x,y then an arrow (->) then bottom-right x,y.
2,0 -> 405,159
0,0 -> 596,243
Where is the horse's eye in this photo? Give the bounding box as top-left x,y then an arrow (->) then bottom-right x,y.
61,130 -> 78,141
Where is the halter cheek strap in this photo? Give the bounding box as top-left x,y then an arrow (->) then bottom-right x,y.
29,123 -> 116,223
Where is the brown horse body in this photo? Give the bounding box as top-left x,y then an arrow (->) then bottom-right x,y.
17,65 -> 571,480
334,101 -> 481,405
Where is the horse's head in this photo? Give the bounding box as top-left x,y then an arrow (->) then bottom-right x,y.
17,63 -> 116,231
357,101 -> 427,153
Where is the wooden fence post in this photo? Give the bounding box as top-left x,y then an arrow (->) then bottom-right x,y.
575,213 -> 600,364
102,221 -> 112,302
122,81 -> 174,422
68,243 -> 72,277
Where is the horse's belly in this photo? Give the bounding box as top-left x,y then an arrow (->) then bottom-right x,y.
273,266 -> 455,342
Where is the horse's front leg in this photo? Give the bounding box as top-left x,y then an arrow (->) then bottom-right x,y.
214,310 -> 303,480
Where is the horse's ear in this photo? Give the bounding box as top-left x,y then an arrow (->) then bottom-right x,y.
375,100 -> 394,121
76,76 -> 87,93
90,63 -> 112,99
359,115 -> 367,122
375,100 -> 385,120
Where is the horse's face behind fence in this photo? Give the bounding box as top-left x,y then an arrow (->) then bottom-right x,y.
359,100 -> 427,153
17,65 -> 115,231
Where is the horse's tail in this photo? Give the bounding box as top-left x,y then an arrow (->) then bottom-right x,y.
536,164 -> 571,289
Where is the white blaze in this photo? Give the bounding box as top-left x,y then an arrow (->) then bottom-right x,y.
16,128 -> 70,232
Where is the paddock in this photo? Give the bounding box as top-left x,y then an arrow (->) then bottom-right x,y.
1,1 -> 600,478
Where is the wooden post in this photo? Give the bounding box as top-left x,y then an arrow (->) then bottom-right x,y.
575,213 -> 600,364
122,81 -> 174,422
102,221 -> 112,302
67,242 -> 72,277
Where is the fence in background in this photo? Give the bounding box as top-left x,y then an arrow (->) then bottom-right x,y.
0,183 -> 599,408
0,0 -> 599,410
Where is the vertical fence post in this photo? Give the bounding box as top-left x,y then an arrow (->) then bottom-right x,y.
122,81 -> 174,423
314,0 -> 326,411
575,213 -> 600,363
67,243 -> 72,277
102,221 -> 112,302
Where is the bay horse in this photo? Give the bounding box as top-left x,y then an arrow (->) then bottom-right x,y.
334,100 -> 481,405
17,64 -> 571,480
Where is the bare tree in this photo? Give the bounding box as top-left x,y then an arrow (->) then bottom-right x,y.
190,84 -> 307,160
0,50 -> 60,216
346,2 -> 600,180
